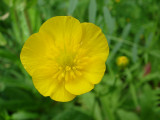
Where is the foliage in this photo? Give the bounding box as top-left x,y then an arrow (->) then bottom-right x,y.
0,0 -> 160,119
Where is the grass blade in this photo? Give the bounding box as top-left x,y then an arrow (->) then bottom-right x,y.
132,28 -> 143,63
0,32 -> 7,46
108,24 -> 131,63
103,6 -> 115,34
68,0 -> 78,15
89,0 -> 97,23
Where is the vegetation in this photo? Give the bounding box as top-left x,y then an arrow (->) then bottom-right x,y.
0,0 -> 160,120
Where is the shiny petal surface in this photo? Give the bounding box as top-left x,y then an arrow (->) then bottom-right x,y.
78,23 -> 109,84
50,81 -> 76,102
39,16 -> 82,51
32,67 -> 76,102
65,76 -> 94,95
80,23 -> 109,61
83,58 -> 106,84
20,32 -> 58,76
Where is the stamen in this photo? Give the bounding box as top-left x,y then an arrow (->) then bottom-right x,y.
70,71 -> 76,79
72,67 -> 76,70
75,70 -> 82,76
65,66 -> 71,71
75,66 -> 82,69
65,72 -> 70,82
58,73 -> 65,80
58,66 -> 62,70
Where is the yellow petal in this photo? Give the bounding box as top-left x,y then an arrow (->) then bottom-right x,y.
32,67 -> 76,102
80,23 -> 109,61
39,16 -> 82,51
76,23 -> 109,85
20,32 -> 58,76
32,67 -> 58,96
50,81 -> 76,102
65,76 -> 94,95
83,58 -> 106,84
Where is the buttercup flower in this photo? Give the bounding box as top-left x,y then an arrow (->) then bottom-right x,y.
20,16 -> 109,102
116,56 -> 129,68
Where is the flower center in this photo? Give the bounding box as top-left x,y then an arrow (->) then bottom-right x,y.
55,52 -> 84,81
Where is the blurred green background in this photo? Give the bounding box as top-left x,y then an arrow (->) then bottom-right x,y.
0,0 -> 160,120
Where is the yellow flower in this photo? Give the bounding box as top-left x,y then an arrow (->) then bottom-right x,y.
20,16 -> 109,102
116,56 -> 129,67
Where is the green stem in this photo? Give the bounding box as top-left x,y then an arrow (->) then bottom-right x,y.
96,97 -> 106,120
24,10 -> 32,35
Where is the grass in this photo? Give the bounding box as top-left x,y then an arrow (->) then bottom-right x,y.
0,0 -> 160,120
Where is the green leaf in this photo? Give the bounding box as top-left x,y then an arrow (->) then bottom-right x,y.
11,111 -> 38,120
19,11 -> 30,42
130,84 -> 139,107
2,0 -> 13,7
0,82 -> 5,92
121,24 -> 132,39
132,28 -> 143,63
0,32 -> 7,46
0,110 -> 10,120
108,24 -> 131,62
103,6 -> 115,34
80,92 -> 95,112
140,72 -> 160,84
145,32 -> 153,48
117,109 -> 139,120
28,7 -> 41,33
10,7 -> 22,44
89,0 -> 97,23
52,108 -> 92,120
1,76 -> 33,90
26,0 -> 37,9
94,102 -> 103,120
100,96 -> 115,120
139,84 -> 159,120
0,48 -> 18,62
68,0 -> 78,15
150,50 -> 160,59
